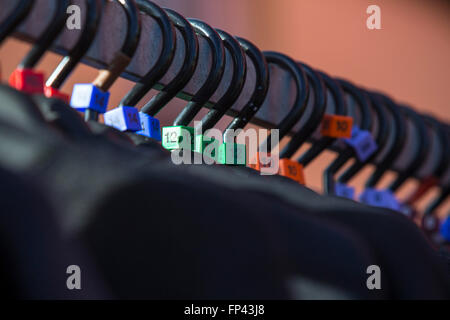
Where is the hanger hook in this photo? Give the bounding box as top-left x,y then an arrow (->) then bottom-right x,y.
223,37 -> 269,142
80,0 -> 142,122
118,0 -> 176,108
280,62 -> 326,159
45,0 -> 104,95
171,18 -> 225,127
0,0 -> 34,46
139,8 -> 199,117
259,51 -> 309,153
196,28 -> 247,133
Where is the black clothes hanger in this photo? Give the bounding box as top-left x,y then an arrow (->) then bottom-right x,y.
117,0 -> 176,109
279,62 -> 326,160
163,26 -> 247,164
75,0 -> 141,122
356,93 -> 408,210
161,19 -> 225,150
323,79 -> 373,195
139,8 -> 199,116
195,28 -> 246,133
192,28 -> 247,165
32,0 -> 136,146
258,51 -> 309,154
189,36 -> 267,167
337,89 -> 390,185
422,185 -> 449,237
30,0 -> 103,140
363,93 -> 407,189
124,8 -> 199,146
425,186 -> 449,216
421,116 -> 449,187
421,117 -> 449,215
8,0 -> 69,94
222,37 -> 269,139
404,115 -> 449,208
102,0 -> 176,141
387,105 -> 428,192
295,71 -> 347,168
45,0 -> 103,102
246,52 -> 309,181
15,0 -> 69,71
170,19 -> 225,128
0,0 -> 34,46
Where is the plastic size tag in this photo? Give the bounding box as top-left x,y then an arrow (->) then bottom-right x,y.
440,216 -> 450,241
137,112 -> 161,141
342,126 -> 378,162
162,126 -> 194,150
193,135 -> 219,160
279,159 -> 305,184
335,183 -> 355,200
44,86 -> 70,103
70,84 -> 110,113
248,152 -> 278,175
359,188 -> 401,211
321,114 -> 353,138
9,69 -> 44,94
104,106 -> 141,132
249,152 -> 267,171
217,143 -> 246,165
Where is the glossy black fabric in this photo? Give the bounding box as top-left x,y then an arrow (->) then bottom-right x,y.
0,122 -> 381,299
0,88 -> 379,299
0,166 -> 108,299
1,85 -> 447,299
196,164 -> 450,299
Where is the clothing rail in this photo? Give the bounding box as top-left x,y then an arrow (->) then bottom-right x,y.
0,0 -> 446,183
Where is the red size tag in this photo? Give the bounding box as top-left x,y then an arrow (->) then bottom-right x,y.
9,68 -> 44,94
44,86 -> 70,103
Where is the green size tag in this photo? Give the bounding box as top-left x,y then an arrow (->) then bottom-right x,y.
194,135 -> 220,160
162,126 -> 194,150
217,143 -> 246,165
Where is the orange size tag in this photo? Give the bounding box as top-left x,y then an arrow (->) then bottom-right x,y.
248,152 -> 274,170
44,86 -> 70,103
320,114 -> 353,138
279,159 -> 306,184
249,153 -> 305,184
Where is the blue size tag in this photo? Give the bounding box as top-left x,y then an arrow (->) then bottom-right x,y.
136,112 -> 161,141
343,126 -> 378,162
70,84 -> 110,113
440,216 -> 450,241
335,183 -> 355,200
359,188 -> 401,211
104,106 -> 141,132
